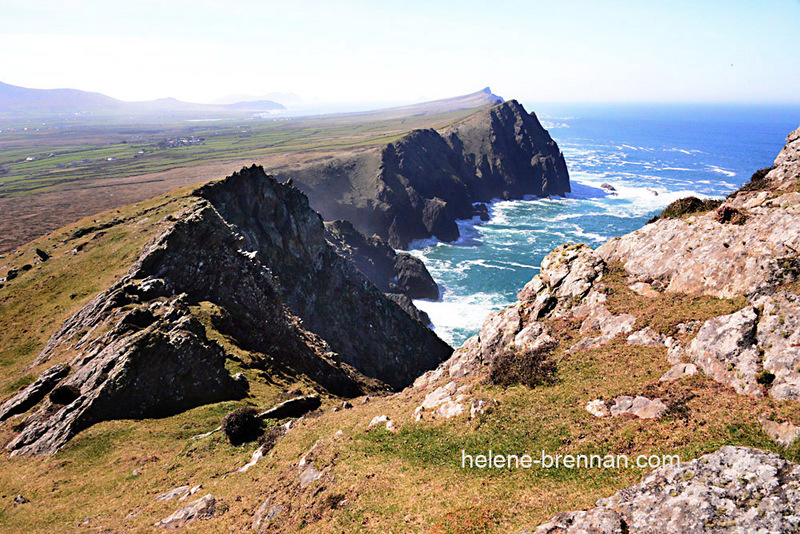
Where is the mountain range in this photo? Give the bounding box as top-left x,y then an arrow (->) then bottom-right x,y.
0,81 -> 286,118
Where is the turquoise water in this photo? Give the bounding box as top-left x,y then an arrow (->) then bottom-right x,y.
409,104 -> 800,347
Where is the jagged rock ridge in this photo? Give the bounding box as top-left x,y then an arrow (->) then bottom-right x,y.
277,100 -> 570,248
195,167 -> 452,386
3,166 -> 452,455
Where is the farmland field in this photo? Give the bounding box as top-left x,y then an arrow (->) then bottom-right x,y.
0,106 -> 487,252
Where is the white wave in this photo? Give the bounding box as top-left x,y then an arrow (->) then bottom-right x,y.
414,291 -> 511,346
706,165 -> 737,178
407,236 -> 439,250
567,224 -> 607,243
499,261 -> 540,270
462,259 -> 515,271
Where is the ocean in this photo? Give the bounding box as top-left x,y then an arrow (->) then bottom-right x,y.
408,103 -> 800,347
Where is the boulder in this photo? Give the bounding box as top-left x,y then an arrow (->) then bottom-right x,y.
608,396 -> 668,419
685,307 -> 762,397
659,363 -> 698,382
528,446 -> 800,533
753,291 -> 800,401
760,417 -> 800,448
154,494 -> 216,530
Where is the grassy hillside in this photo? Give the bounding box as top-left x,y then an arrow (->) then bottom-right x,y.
2,203 -> 798,532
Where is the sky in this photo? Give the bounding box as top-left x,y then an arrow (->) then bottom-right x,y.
1,0 -> 799,106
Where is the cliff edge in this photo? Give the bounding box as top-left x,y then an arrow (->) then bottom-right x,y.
277,100 -> 570,248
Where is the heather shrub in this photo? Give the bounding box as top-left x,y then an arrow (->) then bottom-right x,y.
222,406 -> 262,444
489,343 -> 557,388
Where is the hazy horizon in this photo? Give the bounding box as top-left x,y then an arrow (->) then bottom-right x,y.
2,0 -> 799,107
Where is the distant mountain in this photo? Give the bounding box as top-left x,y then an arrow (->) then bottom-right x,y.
376,87 -> 504,116
0,81 -> 285,118
213,92 -> 303,106
0,81 -> 123,114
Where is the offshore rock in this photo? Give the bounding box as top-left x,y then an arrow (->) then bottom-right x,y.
278,100 -> 570,248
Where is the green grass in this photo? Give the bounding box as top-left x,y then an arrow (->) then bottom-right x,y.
0,107 -> 486,198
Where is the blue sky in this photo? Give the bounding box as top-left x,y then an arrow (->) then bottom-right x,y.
1,0 -> 798,105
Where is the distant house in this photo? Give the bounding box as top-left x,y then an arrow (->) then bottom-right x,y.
25,156 -> 35,161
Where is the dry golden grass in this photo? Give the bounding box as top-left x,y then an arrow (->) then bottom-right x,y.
0,210 -> 798,533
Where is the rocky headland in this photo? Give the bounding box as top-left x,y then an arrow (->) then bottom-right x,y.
276,100 -> 570,248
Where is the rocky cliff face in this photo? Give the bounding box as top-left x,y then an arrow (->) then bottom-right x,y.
3,166 -> 452,455
277,100 -> 570,248
324,219 -> 439,300
195,167 -> 452,387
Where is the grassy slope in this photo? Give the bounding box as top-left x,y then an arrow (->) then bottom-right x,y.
0,108 -> 486,199
2,228 -> 798,533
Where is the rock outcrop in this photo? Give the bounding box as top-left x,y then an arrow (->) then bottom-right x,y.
154,494 -> 217,529
324,219 -> 439,300
196,167 -> 452,388
0,363 -> 69,422
528,446 -> 800,534
277,100 -> 570,248
5,166 -> 452,455
597,126 -> 800,300
7,296 -> 249,456
412,244 -> 599,390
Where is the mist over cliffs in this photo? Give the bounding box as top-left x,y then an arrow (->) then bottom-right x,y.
277,100 -> 570,248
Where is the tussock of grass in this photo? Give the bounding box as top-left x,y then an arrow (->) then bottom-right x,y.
647,196 -> 722,224
734,165 -> 776,195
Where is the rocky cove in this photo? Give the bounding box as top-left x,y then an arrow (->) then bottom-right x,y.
0,102 -> 799,532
